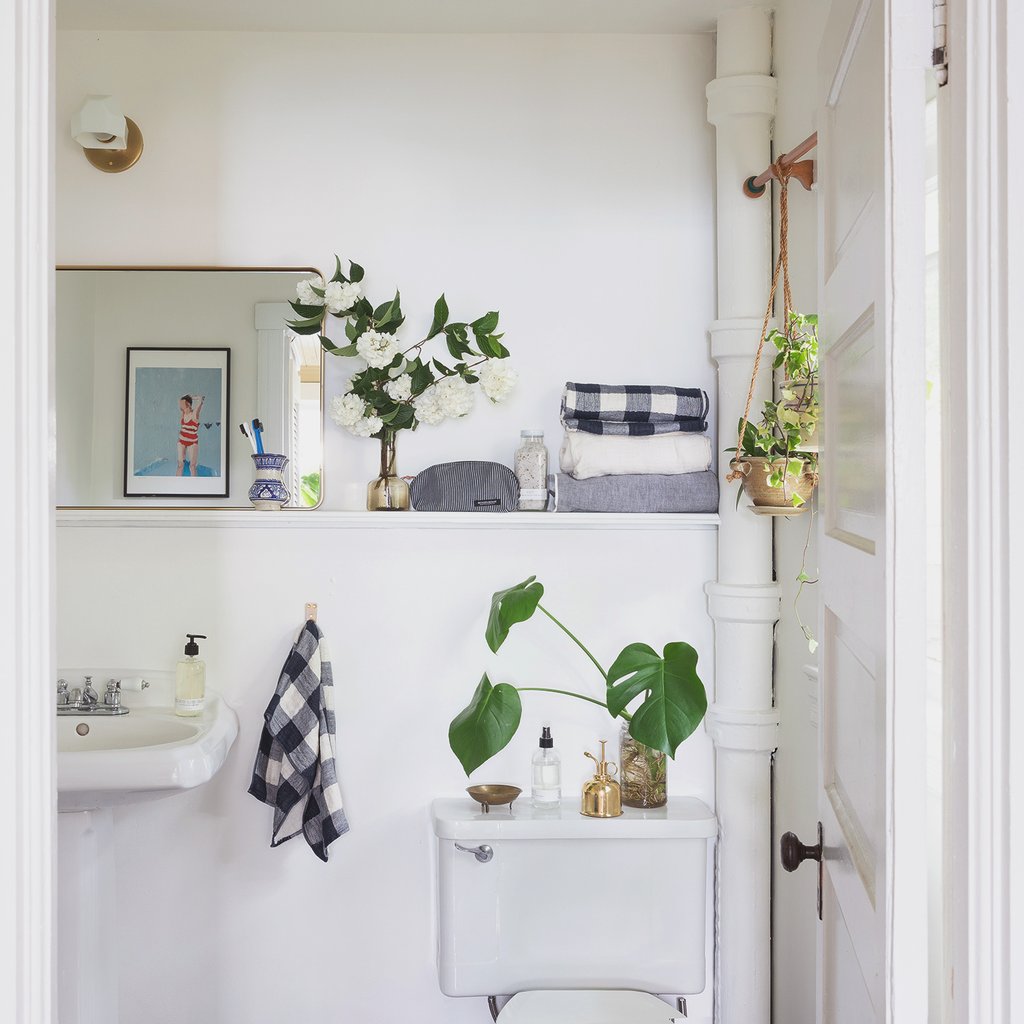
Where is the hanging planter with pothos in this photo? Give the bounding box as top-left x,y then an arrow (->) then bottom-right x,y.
726,165 -> 821,517
728,311 -> 820,513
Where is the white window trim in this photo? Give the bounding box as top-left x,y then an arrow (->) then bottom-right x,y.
943,1 -> 1021,1022
0,0 -> 55,1021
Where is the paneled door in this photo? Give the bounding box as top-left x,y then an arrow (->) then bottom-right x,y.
787,0 -> 930,1020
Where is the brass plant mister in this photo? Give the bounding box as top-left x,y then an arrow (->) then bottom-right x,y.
580,740 -> 622,818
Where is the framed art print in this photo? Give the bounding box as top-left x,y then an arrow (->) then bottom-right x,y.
124,347 -> 230,498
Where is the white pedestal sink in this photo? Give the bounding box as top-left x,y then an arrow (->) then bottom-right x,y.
57,695 -> 238,812
56,678 -> 238,1024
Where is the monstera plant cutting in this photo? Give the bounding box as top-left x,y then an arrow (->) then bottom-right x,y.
288,257 -> 517,510
448,577 -> 708,808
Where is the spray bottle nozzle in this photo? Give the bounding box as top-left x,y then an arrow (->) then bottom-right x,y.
184,633 -> 207,656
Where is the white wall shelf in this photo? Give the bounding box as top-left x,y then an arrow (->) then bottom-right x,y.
55,509 -> 720,531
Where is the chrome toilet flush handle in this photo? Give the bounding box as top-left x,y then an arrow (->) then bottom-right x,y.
454,842 -> 493,863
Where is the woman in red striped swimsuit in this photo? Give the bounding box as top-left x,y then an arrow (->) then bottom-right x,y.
176,393 -> 205,477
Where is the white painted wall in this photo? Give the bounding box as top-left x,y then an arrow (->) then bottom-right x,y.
55,28 -> 719,1024
56,270 -> 304,506
58,523 -> 717,1023
56,30 -> 718,505
771,1 -> 828,1021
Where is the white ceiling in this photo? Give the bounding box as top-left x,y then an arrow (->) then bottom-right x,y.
56,0 -> 748,34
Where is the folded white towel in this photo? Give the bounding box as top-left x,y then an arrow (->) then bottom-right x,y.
559,431 -> 712,480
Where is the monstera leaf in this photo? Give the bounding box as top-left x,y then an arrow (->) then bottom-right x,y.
448,673 -> 523,776
606,642 -> 707,757
485,576 -> 544,653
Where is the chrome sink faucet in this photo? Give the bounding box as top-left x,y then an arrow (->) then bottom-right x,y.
57,677 -> 131,716
80,676 -> 99,708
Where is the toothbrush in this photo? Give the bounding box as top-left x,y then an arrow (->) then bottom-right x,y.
239,422 -> 257,454
252,418 -> 265,455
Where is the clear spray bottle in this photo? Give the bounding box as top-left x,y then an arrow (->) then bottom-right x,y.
531,725 -> 561,808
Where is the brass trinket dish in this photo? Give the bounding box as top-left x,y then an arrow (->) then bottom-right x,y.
466,784 -> 521,814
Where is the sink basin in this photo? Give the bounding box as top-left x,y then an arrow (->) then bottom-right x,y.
57,693 -> 238,811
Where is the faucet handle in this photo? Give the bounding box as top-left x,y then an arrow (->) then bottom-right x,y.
56,679 -> 69,706
103,679 -> 121,708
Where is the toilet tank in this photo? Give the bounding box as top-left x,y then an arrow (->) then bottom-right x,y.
432,797 -> 717,997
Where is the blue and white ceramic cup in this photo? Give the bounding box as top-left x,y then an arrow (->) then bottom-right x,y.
249,453 -> 290,510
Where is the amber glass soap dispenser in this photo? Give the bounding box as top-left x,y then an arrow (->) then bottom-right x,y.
175,633 -> 207,717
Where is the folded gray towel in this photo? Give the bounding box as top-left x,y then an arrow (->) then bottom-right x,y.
555,471 -> 719,513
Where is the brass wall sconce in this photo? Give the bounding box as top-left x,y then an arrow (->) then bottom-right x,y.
70,95 -> 144,173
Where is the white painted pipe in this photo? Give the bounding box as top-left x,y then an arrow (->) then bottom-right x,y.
715,7 -> 773,77
704,9 -> 780,1024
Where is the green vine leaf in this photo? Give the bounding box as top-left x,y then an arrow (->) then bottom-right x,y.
288,315 -> 325,336
471,310 -> 500,336
606,642 -> 707,758
290,301 -> 325,319
485,576 -> 544,653
448,674 -> 523,776
428,294 -> 449,339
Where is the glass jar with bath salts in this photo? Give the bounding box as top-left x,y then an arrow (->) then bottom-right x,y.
515,430 -> 549,511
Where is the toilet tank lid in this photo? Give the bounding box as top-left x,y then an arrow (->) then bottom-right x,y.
431,797 -> 717,841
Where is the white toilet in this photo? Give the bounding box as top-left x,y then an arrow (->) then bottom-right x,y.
431,796 -> 717,1022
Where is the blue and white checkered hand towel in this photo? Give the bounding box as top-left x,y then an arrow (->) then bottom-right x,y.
248,620 -> 349,861
561,382 -> 709,435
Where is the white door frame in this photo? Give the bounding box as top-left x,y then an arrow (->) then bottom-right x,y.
943,1 -> 1022,1022
0,0 -> 56,1022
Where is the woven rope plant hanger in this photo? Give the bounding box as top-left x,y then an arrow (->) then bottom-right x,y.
726,160 -> 796,484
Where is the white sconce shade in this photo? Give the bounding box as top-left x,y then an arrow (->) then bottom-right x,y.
71,95 -> 127,150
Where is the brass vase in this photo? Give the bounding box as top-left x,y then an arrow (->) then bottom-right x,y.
619,723 -> 667,809
367,430 -> 410,511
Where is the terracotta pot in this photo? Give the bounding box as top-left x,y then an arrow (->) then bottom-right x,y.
732,456 -> 817,508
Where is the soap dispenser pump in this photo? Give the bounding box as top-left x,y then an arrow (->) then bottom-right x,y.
580,740 -> 623,818
175,633 -> 207,718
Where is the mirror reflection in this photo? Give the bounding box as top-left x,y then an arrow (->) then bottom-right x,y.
55,268 -> 323,508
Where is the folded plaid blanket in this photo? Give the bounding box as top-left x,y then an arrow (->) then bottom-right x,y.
561,383 -> 709,435
248,620 -> 349,862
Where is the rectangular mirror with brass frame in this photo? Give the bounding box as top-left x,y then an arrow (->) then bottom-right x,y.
56,267 -> 324,510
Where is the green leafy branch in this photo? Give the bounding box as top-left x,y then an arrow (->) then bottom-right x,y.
288,257 -> 511,437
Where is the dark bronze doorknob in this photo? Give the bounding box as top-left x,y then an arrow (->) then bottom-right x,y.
780,823 -> 823,872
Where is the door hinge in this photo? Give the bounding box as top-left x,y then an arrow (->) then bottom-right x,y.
933,0 -> 949,86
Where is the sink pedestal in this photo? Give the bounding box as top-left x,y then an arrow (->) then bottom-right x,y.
58,810 -> 118,1024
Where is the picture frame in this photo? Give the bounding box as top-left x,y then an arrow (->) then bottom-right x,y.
124,347 -> 231,498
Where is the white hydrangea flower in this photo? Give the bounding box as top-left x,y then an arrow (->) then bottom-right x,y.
323,279 -> 362,315
329,392 -> 366,428
356,329 -> 400,369
349,415 -> 384,438
414,390 -> 445,425
385,374 -> 413,402
296,275 -> 325,306
478,359 -> 518,403
435,375 -> 475,419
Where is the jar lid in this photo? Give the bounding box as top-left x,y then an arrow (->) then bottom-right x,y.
520,429 -> 544,438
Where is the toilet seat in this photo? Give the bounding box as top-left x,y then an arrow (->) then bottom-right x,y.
496,990 -> 677,1023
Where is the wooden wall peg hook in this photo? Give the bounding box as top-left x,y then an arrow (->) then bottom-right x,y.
788,158 -> 815,191
305,602 -> 318,623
